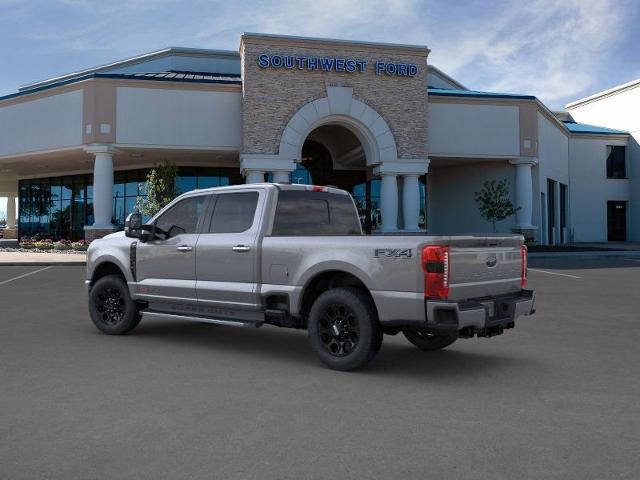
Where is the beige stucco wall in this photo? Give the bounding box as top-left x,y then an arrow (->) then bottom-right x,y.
427,102 -> 520,157
429,161 -> 517,234
116,86 -> 242,148
240,35 -> 429,160
0,89 -> 83,157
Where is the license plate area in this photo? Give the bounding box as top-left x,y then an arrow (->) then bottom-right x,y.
480,301 -> 495,317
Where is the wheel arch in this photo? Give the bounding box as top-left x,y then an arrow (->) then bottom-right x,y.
90,260 -> 128,285
298,269 -> 378,321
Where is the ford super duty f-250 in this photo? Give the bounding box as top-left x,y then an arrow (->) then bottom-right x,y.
86,183 -> 535,370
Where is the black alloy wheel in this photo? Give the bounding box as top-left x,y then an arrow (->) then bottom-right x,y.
308,287 -> 382,371
317,303 -> 360,357
95,286 -> 125,326
89,274 -> 141,335
403,329 -> 457,351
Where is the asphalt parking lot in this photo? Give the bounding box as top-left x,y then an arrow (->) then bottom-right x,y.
1,258 -> 639,479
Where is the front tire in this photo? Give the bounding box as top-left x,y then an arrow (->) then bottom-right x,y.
308,287 -> 382,371
403,329 -> 457,351
89,274 -> 141,335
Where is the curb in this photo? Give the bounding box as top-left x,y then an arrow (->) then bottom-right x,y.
0,261 -> 86,266
529,251 -> 640,259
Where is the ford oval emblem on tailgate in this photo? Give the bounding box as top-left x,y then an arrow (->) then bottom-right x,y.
486,254 -> 498,268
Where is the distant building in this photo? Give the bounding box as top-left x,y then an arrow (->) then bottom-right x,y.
0,33 -> 635,243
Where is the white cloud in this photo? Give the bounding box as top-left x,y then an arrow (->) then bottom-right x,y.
424,0 -> 631,107
5,0 -> 635,109
186,0 -> 632,107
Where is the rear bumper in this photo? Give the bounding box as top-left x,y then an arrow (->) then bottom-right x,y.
426,289 -> 535,338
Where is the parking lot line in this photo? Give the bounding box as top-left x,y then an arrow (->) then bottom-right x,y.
0,266 -> 52,287
528,268 -> 581,279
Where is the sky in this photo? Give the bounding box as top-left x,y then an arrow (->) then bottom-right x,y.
1,0 -> 640,216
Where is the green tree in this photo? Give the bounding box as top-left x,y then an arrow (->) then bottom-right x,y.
136,160 -> 178,217
474,179 -> 520,232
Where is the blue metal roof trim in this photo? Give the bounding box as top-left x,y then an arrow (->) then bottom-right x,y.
428,87 -> 536,100
0,72 -> 242,102
562,121 -> 628,135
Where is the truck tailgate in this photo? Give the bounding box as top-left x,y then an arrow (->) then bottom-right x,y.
448,236 -> 523,300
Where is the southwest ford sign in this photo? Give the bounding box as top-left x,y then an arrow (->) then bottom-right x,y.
257,54 -> 418,77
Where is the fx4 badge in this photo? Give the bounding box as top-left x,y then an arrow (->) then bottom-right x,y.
374,248 -> 412,259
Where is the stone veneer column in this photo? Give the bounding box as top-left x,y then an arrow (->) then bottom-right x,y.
509,157 -> 538,230
84,145 -> 117,241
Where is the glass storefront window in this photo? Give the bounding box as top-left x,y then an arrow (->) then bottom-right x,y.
197,176 -> 218,189
18,166 -> 243,240
292,163 -> 312,184
61,177 -> 73,200
86,175 -> 94,200
176,175 -> 197,194
113,171 -> 126,199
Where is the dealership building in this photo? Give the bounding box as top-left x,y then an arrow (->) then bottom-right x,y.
0,33 -> 636,243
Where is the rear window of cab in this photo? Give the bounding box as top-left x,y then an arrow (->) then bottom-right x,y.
271,190 -> 362,236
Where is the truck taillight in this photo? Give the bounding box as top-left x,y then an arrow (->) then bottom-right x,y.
422,245 -> 450,299
521,244 -> 528,289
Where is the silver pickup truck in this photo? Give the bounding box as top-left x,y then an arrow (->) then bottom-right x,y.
86,183 -> 535,370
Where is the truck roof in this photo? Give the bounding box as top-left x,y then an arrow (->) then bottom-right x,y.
180,182 -> 351,197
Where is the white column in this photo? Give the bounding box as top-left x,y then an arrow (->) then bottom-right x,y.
245,170 -> 265,184
272,171 -> 290,184
510,158 -> 537,229
84,145 -> 117,230
240,154 -> 295,185
402,174 -> 421,231
379,173 -> 399,232
6,195 -> 16,229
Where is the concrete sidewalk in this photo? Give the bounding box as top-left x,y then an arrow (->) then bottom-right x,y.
529,250 -> 640,258
568,242 -> 640,250
0,251 -> 86,266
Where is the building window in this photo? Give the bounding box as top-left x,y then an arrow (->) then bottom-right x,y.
606,146 -> 626,179
18,166 -> 243,240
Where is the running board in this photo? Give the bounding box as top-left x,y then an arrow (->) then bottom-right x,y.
142,310 -> 261,328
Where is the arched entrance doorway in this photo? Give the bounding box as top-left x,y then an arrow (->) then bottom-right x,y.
256,87 -> 429,232
298,124 -> 381,233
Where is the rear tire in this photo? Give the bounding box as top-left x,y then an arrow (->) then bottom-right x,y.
89,274 -> 141,335
403,329 -> 457,351
308,287 -> 382,371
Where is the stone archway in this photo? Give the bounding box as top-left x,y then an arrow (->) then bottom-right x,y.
241,85 -> 429,232
278,86 -> 398,167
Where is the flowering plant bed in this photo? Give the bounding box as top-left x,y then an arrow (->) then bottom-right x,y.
10,237 -> 90,254
0,247 -> 88,254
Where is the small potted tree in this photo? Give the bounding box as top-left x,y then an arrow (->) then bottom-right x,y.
136,160 -> 179,217
474,179 -> 519,233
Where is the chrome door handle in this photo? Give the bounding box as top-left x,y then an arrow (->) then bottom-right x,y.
232,245 -> 251,253
177,245 -> 193,252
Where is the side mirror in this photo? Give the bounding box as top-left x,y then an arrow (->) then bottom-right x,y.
124,212 -> 143,238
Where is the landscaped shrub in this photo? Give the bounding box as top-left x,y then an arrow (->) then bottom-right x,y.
70,240 -> 89,251
33,241 -> 54,250
15,236 -> 90,252
54,240 -> 72,250
19,236 -> 34,249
